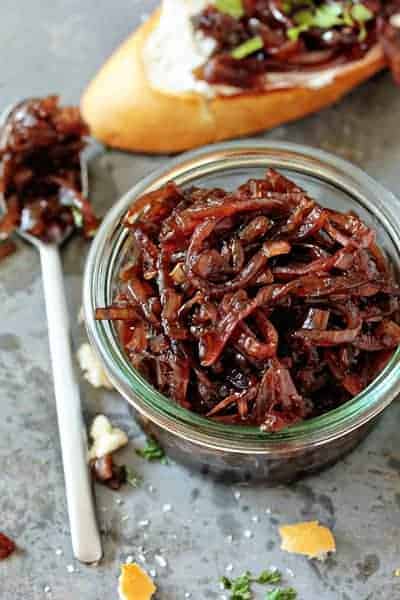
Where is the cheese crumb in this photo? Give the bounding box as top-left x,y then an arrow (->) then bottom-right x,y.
279,521 -> 336,561
88,415 -> 128,460
77,343 -> 113,389
118,563 -> 156,600
390,13 -> 400,28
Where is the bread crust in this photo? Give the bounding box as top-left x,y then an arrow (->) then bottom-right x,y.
81,9 -> 386,154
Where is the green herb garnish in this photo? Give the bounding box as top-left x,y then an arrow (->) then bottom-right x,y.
312,2 -> 343,28
221,569 -> 284,599
351,3 -> 374,40
221,572 -> 252,599
287,1 -> 374,42
215,0 -> 244,19
232,36 -> 264,60
125,466 -> 142,488
265,588 -> 297,600
136,438 -> 166,463
256,569 -> 282,585
351,3 -> 373,22
71,207 -> 83,228
220,576 -> 233,589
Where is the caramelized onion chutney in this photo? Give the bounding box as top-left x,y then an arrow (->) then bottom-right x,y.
0,95 -> 99,248
95,170 -> 400,432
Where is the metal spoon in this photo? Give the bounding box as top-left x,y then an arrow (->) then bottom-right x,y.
0,100 -> 102,564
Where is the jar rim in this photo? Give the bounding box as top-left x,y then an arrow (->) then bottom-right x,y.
84,140 -> 400,454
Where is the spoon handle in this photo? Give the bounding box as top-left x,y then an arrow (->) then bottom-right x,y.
39,243 -> 102,564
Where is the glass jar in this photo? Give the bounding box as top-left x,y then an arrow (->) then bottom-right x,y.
83,141 -> 400,483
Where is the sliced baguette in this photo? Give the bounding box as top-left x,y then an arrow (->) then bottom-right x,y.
81,9 -> 386,154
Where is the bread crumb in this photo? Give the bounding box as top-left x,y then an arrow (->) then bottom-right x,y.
118,563 -> 156,600
279,520 -> 336,560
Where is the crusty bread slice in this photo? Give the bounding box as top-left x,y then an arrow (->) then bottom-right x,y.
81,9 -> 386,154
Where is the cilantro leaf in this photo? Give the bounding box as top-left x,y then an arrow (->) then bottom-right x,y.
351,3 -> 374,23
266,588 -> 297,600
287,24 -> 309,41
220,568 -> 286,599
215,0 -> 245,19
256,569 -> 282,585
231,571 -> 252,597
220,576 -> 233,589
287,1 -> 372,41
220,572 -> 252,599
136,438 -> 166,462
293,8 -> 315,27
287,2 -> 343,41
232,36 -> 264,59
351,3 -> 374,40
125,466 -> 141,488
313,2 -> 344,28
71,207 -> 83,228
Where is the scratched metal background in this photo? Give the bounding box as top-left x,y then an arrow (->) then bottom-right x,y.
1,1 -> 400,598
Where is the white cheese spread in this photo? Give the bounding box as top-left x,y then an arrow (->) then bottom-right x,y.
143,0 -> 222,97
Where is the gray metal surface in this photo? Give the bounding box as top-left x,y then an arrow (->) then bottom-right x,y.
1,1 -> 400,598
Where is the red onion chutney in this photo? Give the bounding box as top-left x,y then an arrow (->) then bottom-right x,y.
0,95 -> 98,245
96,169 -> 400,431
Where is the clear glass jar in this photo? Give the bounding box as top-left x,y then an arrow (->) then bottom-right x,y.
83,141 -> 400,483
